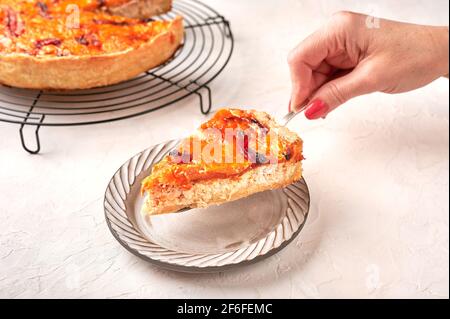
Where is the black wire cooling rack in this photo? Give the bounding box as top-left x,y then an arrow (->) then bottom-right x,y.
0,0 -> 234,154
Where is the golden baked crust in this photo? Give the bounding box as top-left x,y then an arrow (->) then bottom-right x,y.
0,1 -> 183,89
141,108 -> 304,215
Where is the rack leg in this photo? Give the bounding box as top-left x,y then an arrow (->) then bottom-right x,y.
222,18 -> 232,39
186,80 -> 212,115
201,16 -> 232,39
19,118 -> 44,155
19,91 -> 44,155
194,84 -> 212,115
148,73 -> 213,115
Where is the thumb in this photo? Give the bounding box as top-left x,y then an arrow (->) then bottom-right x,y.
304,65 -> 375,120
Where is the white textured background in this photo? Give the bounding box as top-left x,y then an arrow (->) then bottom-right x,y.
0,0 -> 448,298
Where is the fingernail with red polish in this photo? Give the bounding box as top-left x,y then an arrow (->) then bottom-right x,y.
305,99 -> 329,120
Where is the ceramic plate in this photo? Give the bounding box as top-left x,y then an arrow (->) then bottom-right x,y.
104,140 -> 310,272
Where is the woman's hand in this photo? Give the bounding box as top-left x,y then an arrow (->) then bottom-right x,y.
288,11 -> 449,119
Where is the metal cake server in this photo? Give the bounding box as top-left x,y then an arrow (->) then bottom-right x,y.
280,104 -> 307,126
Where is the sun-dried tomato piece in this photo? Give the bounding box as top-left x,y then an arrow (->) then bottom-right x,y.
93,18 -> 132,26
37,2 -> 51,19
35,38 -> 62,50
97,0 -> 107,8
5,8 -> 24,37
75,33 -> 102,48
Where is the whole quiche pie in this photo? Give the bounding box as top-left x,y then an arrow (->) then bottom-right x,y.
0,0 -> 182,89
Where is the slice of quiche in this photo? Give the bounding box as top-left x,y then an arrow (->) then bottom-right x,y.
141,109 -> 304,215
0,0 -> 182,89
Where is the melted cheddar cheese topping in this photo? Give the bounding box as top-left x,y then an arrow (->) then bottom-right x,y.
0,0 -> 176,56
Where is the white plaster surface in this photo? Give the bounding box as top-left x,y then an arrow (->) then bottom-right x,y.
0,0 -> 448,298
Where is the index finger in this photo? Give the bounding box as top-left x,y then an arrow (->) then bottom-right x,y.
288,29 -> 331,110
